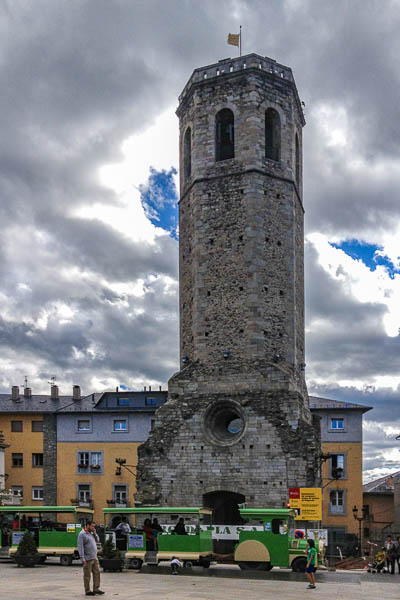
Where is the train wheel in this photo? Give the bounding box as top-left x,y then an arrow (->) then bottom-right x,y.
238,561 -> 267,571
184,560 -> 194,568
130,558 -> 143,570
37,555 -> 47,564
60,555 -> 73,566
292,557 -> 307,572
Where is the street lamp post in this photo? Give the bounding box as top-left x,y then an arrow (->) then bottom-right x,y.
352,505 -> 367,557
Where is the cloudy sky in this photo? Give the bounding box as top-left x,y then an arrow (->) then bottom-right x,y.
0,0 -> 399,480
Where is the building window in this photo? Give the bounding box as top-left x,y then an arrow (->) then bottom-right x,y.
12,453 -> 23,467
265,108 -> 281,161
329,454 -> 345,479
32,453 -> 43,467
78,451 -> 103,473
11,421 -> 23,432
330,418 -> 344,430
117,397 -> 130,407
11,486 -> 23,498
295,133 -> 300,185
113,419 -> 128,432
150,419 -> 155,431
145,397 -> 157,406
32,421 -> 43,432
184,126 -> 192,179
113,484 -> 128,504
329,490 -> 345,514
32,486 -> 43,501
216,108 -> 234,161
77,419 -> 91,432
77,484 -> 91,502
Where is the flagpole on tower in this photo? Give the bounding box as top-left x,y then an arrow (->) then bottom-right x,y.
239,25 -> 242,57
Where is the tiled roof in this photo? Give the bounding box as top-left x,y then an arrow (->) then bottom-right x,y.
0,390 -> 168,414
0,393 -> 95,413
309,395 -> 372,413
363,471 -> 400,493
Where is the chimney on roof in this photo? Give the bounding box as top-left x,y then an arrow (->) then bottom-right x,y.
144,386 -> 146,392
73,385 -> 81,401
159,385 -> 161,391
24,387 -> 32,398
149,385 -> 151,392
51,385 -> 59,400
11,386 -> 20,400
116,386 -> 119,392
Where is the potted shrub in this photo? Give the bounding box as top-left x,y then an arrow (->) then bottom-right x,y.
14,531 -> 40,567
99,536 -> 124,572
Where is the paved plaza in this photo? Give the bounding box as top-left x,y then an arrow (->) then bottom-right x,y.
0,560 -> 399,600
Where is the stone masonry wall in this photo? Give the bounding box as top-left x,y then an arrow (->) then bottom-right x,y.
136,365 -> 321,506
43,413 -> 57,505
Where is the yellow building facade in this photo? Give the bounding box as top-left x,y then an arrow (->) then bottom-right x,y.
310,396 -> 372,555
0,412 -> 44,506
57,442 -> 140,523
321,441 -> 363,536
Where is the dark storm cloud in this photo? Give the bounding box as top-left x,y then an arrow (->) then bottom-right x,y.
305,241 -> 400,381
0,0 -> 399,438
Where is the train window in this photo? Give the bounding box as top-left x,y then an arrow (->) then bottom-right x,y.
272,519 -> 288,534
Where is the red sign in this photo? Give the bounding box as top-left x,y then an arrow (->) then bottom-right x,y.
289,487 -> 300,499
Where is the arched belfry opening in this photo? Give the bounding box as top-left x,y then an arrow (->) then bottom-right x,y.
216,108 -> 234,161
203,490 -> 245,525
265,108 -> 281,161
183,126 -> 192,180
295,133 -> 300,185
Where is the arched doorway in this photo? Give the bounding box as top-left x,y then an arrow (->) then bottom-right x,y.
203,490 -> 245,554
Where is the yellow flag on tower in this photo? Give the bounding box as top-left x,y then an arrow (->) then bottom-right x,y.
227,33 -> 240,47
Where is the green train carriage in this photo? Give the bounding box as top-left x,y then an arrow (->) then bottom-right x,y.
103,506 -> 213,569
0,505 -> 93,565
234,508 -> 323,572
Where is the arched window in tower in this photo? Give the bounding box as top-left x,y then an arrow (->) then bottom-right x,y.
295,133 -> 300,186
265,108 -> 281,161
216,108 -> 234,161
184,127 -> 192,180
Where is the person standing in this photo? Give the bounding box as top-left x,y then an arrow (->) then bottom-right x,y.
116,517 -> 131,550
305,538 -> 317,589
77,521 -> 105,596
116,517 -> 131,536
385,534 -> 395,574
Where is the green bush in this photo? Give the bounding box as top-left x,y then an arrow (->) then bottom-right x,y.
15,531 -> 37,556
102,536 -> 121,559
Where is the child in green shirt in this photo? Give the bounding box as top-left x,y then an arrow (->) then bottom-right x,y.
305,538 -> 317,589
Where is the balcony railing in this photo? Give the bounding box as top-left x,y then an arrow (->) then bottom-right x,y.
70,498 -> 94,508
106,500 -> 130,508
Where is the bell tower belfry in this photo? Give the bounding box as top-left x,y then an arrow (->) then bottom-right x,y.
136,54 -> 320,518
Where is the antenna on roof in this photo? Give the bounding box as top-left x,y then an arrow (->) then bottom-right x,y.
24,375 -> 28,388
48,376 -> 56,386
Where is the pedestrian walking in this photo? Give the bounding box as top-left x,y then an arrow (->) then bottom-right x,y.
305,538 -> 317,589
385,534 -> 395,574
77,521 -> 105,596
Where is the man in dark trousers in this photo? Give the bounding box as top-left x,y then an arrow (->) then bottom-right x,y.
77,521 -> 105,596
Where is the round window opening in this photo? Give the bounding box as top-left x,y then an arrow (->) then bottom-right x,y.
204,400 -> 246,446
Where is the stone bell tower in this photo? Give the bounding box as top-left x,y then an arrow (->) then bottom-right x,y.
136,54 -> 321,521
